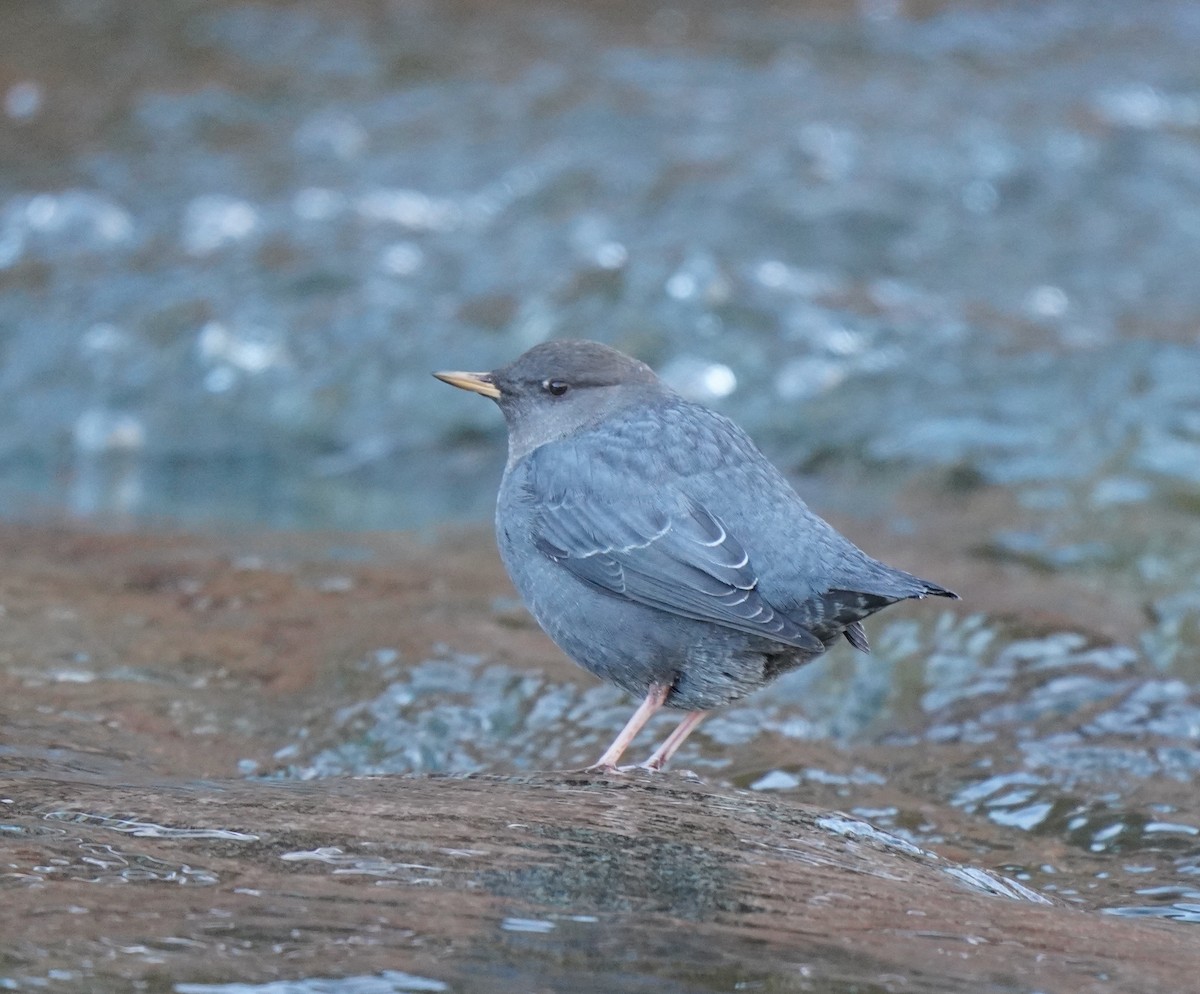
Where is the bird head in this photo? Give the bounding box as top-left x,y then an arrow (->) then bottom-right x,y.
434,339 -> 667,461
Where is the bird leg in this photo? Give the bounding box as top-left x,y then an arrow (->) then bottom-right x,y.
582,682 -> 670,773
635,710 -> 708,771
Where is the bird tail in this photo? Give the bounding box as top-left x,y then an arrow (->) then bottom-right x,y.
835,570 -> 958,653
912,577 -> 960,600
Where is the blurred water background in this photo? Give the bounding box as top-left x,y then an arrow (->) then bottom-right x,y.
3,0 -> 1199,537
6,2 -> 1200,987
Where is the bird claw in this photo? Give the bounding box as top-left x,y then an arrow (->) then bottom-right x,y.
617,762 -> 661,774
575,762 -> 628,776
571,762 -> 662,776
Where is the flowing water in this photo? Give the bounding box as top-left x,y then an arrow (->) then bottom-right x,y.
3,0 -> 1200,990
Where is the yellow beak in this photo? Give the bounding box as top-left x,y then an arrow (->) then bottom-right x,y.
432,370 -> 501,399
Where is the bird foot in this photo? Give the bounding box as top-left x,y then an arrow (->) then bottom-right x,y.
618,761 -> 663,773
574,762 -> 628,776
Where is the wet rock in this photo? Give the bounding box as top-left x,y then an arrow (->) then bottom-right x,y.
4,769 -> 1199,994
0,522 -> 1198,990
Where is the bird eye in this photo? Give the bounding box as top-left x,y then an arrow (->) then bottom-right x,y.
542,379 -> 570,396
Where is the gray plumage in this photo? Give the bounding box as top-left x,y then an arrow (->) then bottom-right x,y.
436,340 -> 957,767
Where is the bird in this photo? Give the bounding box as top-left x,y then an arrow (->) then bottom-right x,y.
435,340 -> 958,773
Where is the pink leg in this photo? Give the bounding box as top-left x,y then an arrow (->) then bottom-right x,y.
583,683 -> 670,773
637,710 -> 708,771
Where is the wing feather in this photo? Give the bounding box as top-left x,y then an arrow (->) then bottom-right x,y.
530,479 -> 823,653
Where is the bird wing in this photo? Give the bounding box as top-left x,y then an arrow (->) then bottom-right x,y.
528,484 -> 824,654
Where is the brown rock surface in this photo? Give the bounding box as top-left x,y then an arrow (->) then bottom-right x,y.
0,524 -> 1193,992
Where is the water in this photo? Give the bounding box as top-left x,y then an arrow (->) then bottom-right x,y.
5,0 -> 1200,990
3,0 -> 1200,537
272,617 -> 1200,920
3,525 -> 1199,989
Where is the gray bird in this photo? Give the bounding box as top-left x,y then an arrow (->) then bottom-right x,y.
435,340 -> 957,772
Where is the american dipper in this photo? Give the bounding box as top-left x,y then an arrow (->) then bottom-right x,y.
435,340 -> 958,772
